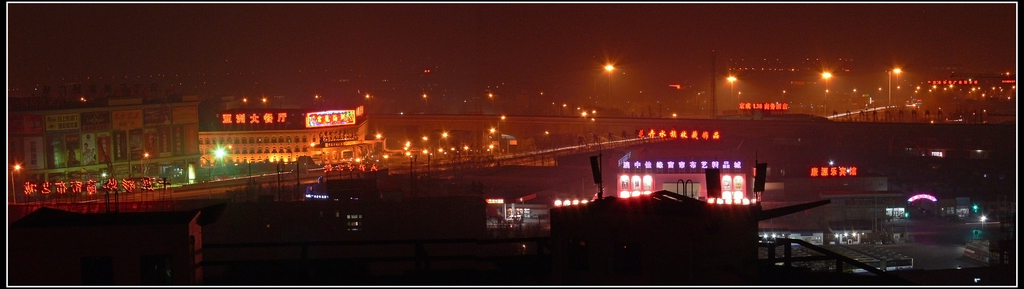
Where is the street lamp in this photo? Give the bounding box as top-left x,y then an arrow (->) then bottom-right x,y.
889,68 -> 902,109
143,152 -> 150,177
822,72 -> 832,116
422,93 -> 428,113
727,76 -> 737,108
488,93 -> 495,112
11,164 -> 20,203
604,64 -> 614,105
213,147 -> 227,181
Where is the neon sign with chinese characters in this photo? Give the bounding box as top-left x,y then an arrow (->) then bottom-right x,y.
638,129 -> 720,140
621,159 -> 742,171
739,102 -> 788,111
810,166 -> 858,177
926,79 -> 979,85
217,109 -> 305,130
221,112 -> 289,125
21,177 -> 164,197
306,110 -> 357,128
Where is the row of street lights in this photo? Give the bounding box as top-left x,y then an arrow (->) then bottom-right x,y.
727,67 -> 904,116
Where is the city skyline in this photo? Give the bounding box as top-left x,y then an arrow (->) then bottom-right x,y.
8,2 -> 1017,108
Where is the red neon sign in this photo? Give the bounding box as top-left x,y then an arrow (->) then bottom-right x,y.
739,102 -> 788,111
638,129 -> 720,140
306,110 -> 357,128
810,166 -> 857,177
221,112 -> 288,124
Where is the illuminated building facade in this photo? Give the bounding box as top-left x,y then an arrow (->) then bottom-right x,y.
8,99 -> 201,203
616,157 -> 747,202
197,106 -> 375,170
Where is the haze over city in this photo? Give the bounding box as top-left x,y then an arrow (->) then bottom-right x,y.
6,2 -> 1017,286
8,3 -> 1017,115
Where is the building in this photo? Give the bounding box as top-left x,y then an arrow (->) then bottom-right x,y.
8,204 -> 225,285
8,96 -> 201,204
196,104 -> 382,182
549,191 -> 839,285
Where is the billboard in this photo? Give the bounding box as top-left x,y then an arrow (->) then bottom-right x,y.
96,132 -> 113,164
81,133 -> 98,166
144,107 -> 172,125
172,125 -> 185,156
218,110 -> 303,130
172,105 -> 198,124
65,133 -> 82,167
9,115 -> 45,135
185,124 -> 199,155
112,110 -> 143,130
24,137 -> 46,169
46,135 -> 66,169
80,111 -> 112,131
112,130 -> 128,161
158,126 -> 172,157
45,113 -> 80,133
130,128 -> 146,160
306,110 -> 357,128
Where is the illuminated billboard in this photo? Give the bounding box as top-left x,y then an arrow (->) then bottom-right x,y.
306,110 -> 357,128
739,102 -> 788,111
216,109 -> 304,131
810,165 -> 858,177
638,128 -> 720,140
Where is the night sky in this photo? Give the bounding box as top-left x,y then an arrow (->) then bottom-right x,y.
7,3 -> 1017,107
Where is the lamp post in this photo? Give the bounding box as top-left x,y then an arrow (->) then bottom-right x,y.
981,215 -> 987,232
407,152 -> 416,197
728,76 -> 737,109
889,68 -> 901,109
213,147 -> 227,181
422,93 -> 428,114
143,152 -> 150,177
11,164 -> 20,203
488,93 -> 495,113
604,64 -> 614,106
822,72 -> 832,116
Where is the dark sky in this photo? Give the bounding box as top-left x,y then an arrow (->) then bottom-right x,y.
7,3 -> 1017,102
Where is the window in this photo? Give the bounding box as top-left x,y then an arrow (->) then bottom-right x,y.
614,242 -> 641,275
250,137 -> 255,144
81,256 -> 114,285
347,214 -> 362,219
140,255 -> 173,285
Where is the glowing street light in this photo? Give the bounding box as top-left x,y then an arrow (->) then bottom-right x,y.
889,68 -> 902,109
822,72 -> 832,116
728,76 -> 737,107
604,64 -> 615,105
10,164 -> 20,203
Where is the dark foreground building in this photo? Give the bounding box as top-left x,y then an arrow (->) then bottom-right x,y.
8,204 -> 225,285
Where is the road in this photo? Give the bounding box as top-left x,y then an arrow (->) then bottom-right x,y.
876,216 -> 1000,270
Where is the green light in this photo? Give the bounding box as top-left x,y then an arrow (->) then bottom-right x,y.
973,204 -> 979,212
214,148 -> 227,159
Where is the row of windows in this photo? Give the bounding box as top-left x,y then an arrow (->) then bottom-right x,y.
203,135 -> 311,145
200,146 -> 310,154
